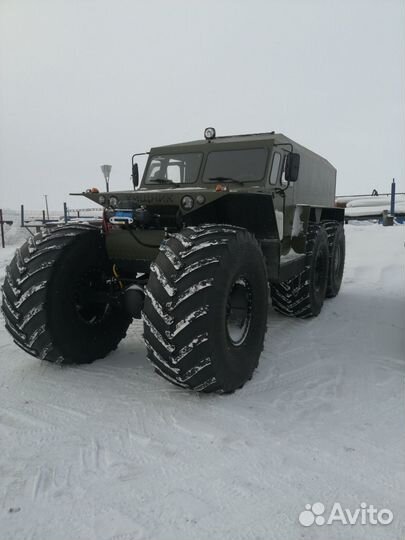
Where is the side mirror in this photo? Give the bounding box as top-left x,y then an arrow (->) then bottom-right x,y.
285,153 -> 300,182
132,163 -> 139,188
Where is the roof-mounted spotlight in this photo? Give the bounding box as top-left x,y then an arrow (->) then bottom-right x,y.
204,127 -> 216,141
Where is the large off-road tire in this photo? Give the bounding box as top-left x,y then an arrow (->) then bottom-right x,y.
142,224 -> 268,393
1,224 -> 131,363
271,224 -> 329,318
323,221 -> 345,298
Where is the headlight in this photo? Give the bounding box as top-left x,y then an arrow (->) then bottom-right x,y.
109,196 -> 118,208
98,195 -> 106,204
181,195 -> 194,211
196,195 -> 206,205
204,127 -> 216,140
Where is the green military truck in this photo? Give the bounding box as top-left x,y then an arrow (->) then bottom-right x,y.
2,129 -> 345,393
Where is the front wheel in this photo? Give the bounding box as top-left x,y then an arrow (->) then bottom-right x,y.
2,225 -> 132,363
142,225 -> 268,393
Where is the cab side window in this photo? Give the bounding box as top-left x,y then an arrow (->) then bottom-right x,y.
269,152 -> 281,185
280,154 -> 288,185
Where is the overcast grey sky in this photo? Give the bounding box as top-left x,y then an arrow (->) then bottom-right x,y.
1,0 -> 404,210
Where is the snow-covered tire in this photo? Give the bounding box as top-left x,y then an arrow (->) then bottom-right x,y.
323,221 -> 345,298
271,224 -> 329,318
142,224 -> 268,393
1,225 -> 131,364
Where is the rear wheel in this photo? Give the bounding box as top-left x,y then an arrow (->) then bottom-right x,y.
142,224 -> 268,393
323,221 -> 345,298
271,224 -> 329,318
1,225 -> 132,363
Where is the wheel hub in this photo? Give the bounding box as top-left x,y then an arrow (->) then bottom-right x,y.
226,277 -> 253,346
74,267 -> 112,325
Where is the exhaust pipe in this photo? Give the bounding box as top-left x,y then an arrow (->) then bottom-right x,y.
124,284 -> 145,318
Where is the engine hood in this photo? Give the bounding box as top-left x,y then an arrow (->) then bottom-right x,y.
72,184 -> 267,212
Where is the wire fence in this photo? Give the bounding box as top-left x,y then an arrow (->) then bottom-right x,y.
0,204 -> 103,247
20,204 -> 103,229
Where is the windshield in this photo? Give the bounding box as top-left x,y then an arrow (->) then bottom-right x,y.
144,153 -> 202,185
202,148 -> 268,182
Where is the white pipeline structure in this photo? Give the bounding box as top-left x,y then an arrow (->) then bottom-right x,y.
336,191 -> 405,220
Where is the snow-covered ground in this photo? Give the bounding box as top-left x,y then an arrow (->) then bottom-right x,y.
0,222 -> 404,540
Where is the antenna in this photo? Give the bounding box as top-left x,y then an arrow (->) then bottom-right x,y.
100,164 -> 112,192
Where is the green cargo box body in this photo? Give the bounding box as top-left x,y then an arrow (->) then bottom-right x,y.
289,141 -> 336,207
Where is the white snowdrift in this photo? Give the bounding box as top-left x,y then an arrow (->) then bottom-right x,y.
0,222 -> 404,540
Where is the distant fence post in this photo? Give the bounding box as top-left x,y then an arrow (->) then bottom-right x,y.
20,204 -> 24,227
0,209 -> 4,248
0,209 -> 13,248
63,202 -> 68,223
390,178 -> 396,216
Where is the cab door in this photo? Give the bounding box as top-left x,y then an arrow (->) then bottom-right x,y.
268,150 -> 296,253
268,150 -> 284,240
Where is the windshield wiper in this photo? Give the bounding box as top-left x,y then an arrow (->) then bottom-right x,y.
207,177 -> 245,185
148,178 -> 180,186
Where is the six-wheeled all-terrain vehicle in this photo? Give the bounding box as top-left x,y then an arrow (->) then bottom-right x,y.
2,128 -> 345,393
